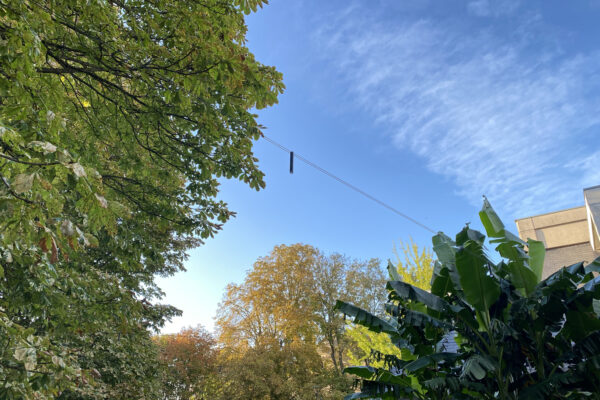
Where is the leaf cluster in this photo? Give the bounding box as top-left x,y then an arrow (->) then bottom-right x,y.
0,0 -> 282,397
339,199 -> 600,399
347,240 -> 434,368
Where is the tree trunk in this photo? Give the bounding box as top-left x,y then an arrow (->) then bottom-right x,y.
327,333 -> 339,373
336,333 -> 345,373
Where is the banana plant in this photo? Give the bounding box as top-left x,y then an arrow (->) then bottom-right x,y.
336,198 -> 600,399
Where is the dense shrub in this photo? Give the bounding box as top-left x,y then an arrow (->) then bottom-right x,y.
339,199 -> 600,399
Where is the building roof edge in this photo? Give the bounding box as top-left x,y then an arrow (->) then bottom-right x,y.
515,204 -> 586,223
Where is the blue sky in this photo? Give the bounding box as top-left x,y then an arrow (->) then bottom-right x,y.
157,0 -> 600,333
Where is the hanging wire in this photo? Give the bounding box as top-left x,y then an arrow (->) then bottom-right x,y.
262,135 -> 437,234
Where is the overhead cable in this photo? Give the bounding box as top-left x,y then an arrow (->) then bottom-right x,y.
262,135 -> 437,234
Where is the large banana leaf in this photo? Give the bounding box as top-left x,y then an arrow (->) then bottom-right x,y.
527,238 -> 545,283
506,260 -> 537,295
423,376 -> 460,392
335,300 -> 398,334
479,197 -> 544,293
430,262 -> 456,298
455,241 -> 500,312
518,372 -> 582,400
585,256 -> 600,274
541,261 -> 585,289
343,366 -> 412,386
385,305 -> 452,330
432,232 -> 457,265
431,233 -> 462,295
403,352 -> 461,373
478,196 -> 506,236
460,354 -> 497,380
455,226 -> 485,246
387,260 -> 402,281
387,280 -> 452,313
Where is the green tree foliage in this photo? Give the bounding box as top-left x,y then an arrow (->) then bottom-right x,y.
215,244 -> 387,399
345,324 -> 403,369
393,239 -> 435,291
347,240 -> 434,367
338,199 -> 600,399
218,336 -> 328,400
0,0 -> 283,397
314,253 -> 388,375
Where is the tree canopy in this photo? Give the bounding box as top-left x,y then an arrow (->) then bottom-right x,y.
346,240 -> 434,368
0,0 -> 283,397
215,244 -> 387,399
155,326 -> 218,400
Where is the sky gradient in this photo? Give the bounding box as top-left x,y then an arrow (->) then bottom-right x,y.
158,0 -> 600,333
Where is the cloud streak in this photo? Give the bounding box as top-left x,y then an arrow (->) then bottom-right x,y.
467,0 -> 520,17
315,4 -> 600,217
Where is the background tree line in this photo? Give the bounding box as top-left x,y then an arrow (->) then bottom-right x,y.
155,242 -> 434,400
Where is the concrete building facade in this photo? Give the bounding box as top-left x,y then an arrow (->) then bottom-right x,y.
515,186 -> 600,279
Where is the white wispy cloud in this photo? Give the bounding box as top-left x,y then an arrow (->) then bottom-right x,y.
467,0 -> 520,17
314,4 -> 600,218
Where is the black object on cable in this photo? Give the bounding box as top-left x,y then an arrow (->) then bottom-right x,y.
262,135 -> 437,234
